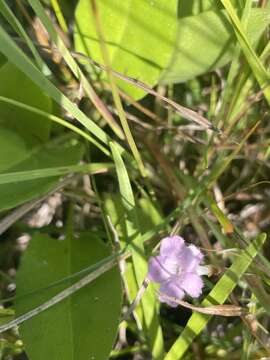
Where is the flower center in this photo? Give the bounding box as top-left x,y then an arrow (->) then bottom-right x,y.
165,260 -> 182,277
176,265 -> 182,276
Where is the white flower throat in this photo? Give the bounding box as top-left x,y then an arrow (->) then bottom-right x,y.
166,260 -> 182,276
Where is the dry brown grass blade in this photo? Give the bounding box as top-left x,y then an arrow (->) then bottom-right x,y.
158,292 -> 245,316
13,38 -> 218,133
87,58 -> 219,132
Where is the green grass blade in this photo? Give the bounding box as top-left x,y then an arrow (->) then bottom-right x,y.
221,0 -> 270,103
206,121 -> 260,187
110,141 -> 164,359
217,0 -> 253,127
164,233 -> 267,360
0,163 -> 112,184
0,0 -> 50,74
0,96 -> 110,156
109,141 -> 148,289
51,0 -> 68,33
0,25 -> 111,149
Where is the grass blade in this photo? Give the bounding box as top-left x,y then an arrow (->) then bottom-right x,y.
110,141 -> 164,359
0,163 -> 112,184
51,0 -> 68,33
0,96 -> 110,156
221,0 -> 270,103
0,0 -> 50,74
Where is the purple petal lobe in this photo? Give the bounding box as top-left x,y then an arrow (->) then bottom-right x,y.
179,245 -> 203,272
180,273 -> 203,298
160,236 -> 185,258
147,256 -> 170,283
159,279 -> 184,307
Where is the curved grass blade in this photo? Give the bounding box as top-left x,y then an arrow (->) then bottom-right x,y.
110,141 -> 164,359
0,96 -> 110,156
0,163 -> 112,185
221,0 -> 270,103
51,0 -> 68,33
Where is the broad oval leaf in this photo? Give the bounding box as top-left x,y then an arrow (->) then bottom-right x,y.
15,233 -> 122,360
161,8 -> 270,83
74,0 -> 178,99
0,61 -> 52,143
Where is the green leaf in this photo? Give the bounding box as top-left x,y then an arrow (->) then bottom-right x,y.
74,0 -> 178,99
178,0 -> 239,17
0,136 -> 84,211
15,233 -> 122,360
0,62 -> 52,143
164,233 -> 267,360
0,52 -> 6,67
161,8 -> 270,83
137,197 -> 163,235
0,127 -> 30,172
178,0 -> 223,17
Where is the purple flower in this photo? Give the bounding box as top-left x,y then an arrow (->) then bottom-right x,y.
147,236 -> 205,307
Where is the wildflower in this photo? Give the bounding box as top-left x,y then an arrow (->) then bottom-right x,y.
147,236 -> 206,307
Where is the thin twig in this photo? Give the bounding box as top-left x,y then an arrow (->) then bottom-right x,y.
158,292 -> 246,316
121,278 -> 150,321
85,58 -> 219,132
12,37 -> 219,132
107,215 -> 125,274
106,215 -> 120,246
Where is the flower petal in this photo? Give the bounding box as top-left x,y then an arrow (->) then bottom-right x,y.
160,236 -> 185,258
147,256 -> 171,283
180,273 -> 203,298
179,245 -> 203,272
159,279 -> 184,307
